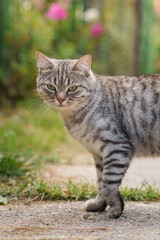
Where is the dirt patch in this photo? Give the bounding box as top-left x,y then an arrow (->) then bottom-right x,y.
42,164 -> 96,184
42,157 -> 160,187
0,201 -> 160,239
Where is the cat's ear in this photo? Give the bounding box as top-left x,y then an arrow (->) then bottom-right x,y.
35,51 -> 52,69
74,54 -> 92,75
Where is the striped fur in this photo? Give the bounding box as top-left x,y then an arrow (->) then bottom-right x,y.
36,52 -> 160,218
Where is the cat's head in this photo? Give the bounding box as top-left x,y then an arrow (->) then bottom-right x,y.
36,52 -> 95,113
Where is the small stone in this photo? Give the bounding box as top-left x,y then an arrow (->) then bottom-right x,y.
83,213 -> 91,219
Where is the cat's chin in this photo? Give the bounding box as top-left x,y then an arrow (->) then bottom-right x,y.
52,104 -> 72,111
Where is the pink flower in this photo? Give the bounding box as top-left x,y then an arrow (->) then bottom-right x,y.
91,23 -> 103,37
45,3 -> 68,20
154,0 -> 160,17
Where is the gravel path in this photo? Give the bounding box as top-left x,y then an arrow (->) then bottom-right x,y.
0,201 -> 160,240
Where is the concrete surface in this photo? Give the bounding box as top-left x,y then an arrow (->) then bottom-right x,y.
43,157 -> 160,188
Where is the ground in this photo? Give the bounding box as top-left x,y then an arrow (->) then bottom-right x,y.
0,156 -> 160,240
0,201 -> 160,240
42,155 -> 160,187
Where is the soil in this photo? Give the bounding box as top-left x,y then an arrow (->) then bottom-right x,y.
43,156 -> 160,187
0,201 -> 160,240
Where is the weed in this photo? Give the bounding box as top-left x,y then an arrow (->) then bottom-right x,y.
0,173 -> 159,204
0,153 -> 30,178
120,182 -> 160,201
65,179 -> 97,200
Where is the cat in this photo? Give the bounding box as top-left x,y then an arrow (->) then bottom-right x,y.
35,51 -> 160,218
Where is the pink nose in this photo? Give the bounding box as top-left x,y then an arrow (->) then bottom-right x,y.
57,98 -> 65,104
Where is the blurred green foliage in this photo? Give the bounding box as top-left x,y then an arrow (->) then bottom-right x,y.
140,0 -> 157,74
0,0 -> 54,104
0,154 -> 30,178
0,0 -> 160,105
0,100 -> 68,162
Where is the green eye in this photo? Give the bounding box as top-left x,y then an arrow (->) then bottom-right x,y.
68,86 -> 78,92
47,84 -> 56,91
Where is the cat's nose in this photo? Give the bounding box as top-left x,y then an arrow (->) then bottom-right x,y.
57,98 -> 65,104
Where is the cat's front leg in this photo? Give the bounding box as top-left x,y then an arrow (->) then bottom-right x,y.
85,155 -> 107,212
102,141 -> 133,218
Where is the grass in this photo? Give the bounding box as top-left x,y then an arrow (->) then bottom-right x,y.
0,175 -> 97,203
0,173 -> 160,205
121,183 -> 160,201
0,98 -> 77,165
0,101 -> 65,152
0,153 -> 31,177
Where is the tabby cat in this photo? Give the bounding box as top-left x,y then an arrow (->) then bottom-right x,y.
36,51 -> 160,218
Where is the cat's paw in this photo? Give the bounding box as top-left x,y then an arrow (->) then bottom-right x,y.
85,198 -> 107,212
105,190 -> 124,218
106,206 -> 123,219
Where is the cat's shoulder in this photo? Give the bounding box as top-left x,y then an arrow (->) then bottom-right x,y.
94,73 -> 160,84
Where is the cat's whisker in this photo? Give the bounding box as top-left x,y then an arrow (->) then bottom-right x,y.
28,102 -> 46,114
28,102 -> 48,123
26,99 -> 43,109
38,105 -> 51,125
29,98 -> 42,103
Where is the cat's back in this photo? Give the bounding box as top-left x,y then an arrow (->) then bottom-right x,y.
96,73 -> 160,156
96,73 -> 160,92
96,73 -> 160,111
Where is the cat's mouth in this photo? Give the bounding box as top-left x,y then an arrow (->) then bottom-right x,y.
54,103 -> 71,109
56,102 -> 67,108
46,98 -> 74,110
58,104 -> 65,108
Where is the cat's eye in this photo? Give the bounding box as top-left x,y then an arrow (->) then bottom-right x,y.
47,84 -> 56,91
68,86 -> 78,92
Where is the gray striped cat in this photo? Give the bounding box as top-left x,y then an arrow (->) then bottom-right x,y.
36,51 -> 160,218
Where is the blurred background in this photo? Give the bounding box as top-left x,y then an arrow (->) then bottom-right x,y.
0,0 -> 160,105
0,0 -> 160,194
